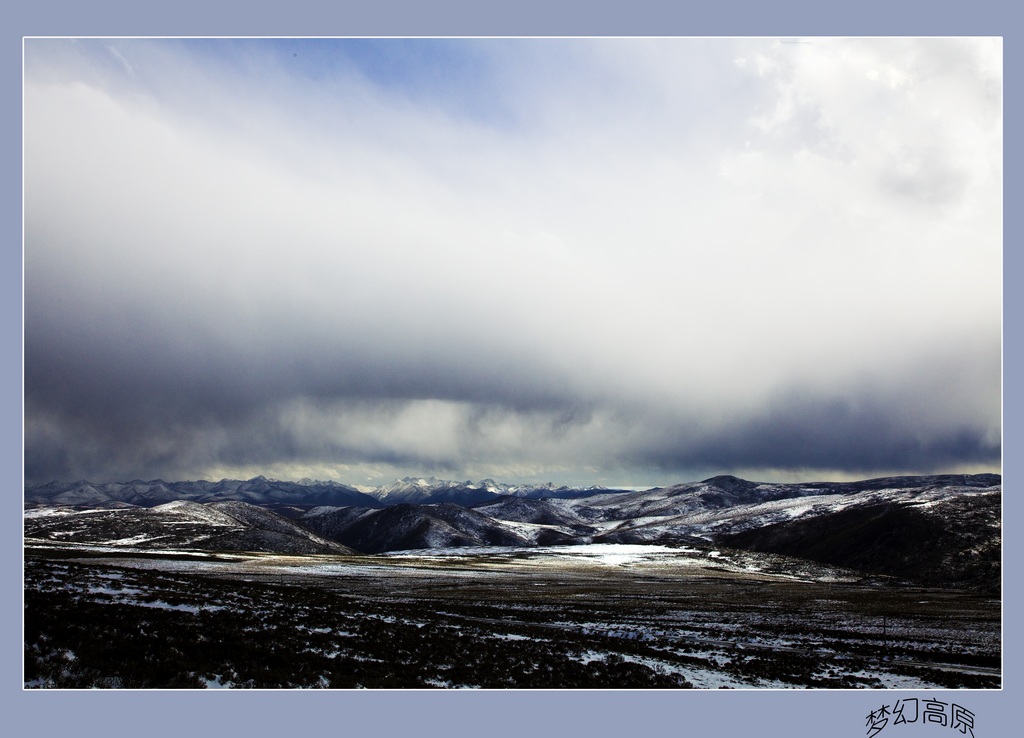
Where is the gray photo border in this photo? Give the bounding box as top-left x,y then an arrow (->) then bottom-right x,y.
4,2 -> 1015,736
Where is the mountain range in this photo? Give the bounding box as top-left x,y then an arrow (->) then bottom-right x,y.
25,473 -> 1001,591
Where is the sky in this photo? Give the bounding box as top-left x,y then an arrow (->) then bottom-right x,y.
23,37 -> 1002,488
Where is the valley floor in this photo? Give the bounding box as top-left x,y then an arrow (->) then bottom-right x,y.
23,543 -> 1001,690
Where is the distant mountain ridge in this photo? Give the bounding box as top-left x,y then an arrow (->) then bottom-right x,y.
366,476 -> 619,506
24,476 -> 383,509
24,475 -> 626,509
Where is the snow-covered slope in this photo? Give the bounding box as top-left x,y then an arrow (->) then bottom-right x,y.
25,500 -> 355,555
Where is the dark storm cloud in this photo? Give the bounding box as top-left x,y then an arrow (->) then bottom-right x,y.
633,385 -> 1001,476
23,289 -> 593,482
23,38 -> 1001,486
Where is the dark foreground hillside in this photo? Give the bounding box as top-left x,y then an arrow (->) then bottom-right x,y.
24,558 -> 691,689
24,549 -> 1000,690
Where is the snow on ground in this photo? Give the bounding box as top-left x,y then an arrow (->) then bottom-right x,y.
203,675 -> 235,689
97,534 -> 162,546
303,506 -> 343,517
23,507 -> 91,519
677,664 -> 749,689
87,585 -> 144,597
548,543 -> 696,565
149,501 -> 240,526
383,543 -> 695,564
834,669 -> 939,689
132,600 -> 226,614
570,649 -> 772,689
491,519 -> 566,540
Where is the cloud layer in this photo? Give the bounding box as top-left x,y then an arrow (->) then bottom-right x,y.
24,38 -> 1002,486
